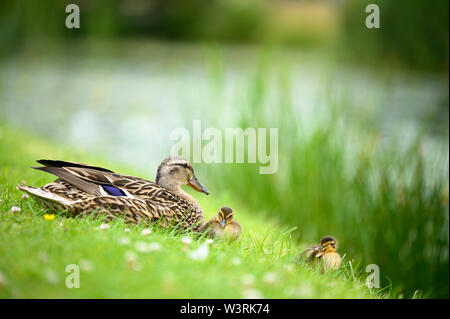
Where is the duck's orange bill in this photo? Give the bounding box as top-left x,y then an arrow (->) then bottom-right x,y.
187,176 -> 209,195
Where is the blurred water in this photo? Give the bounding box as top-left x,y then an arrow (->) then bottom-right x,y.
0,42 -> 448,179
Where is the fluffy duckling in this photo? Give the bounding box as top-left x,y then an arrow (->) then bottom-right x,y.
299,236 -> 342,272
316,236 -> 342,272
199,206 -> 242,240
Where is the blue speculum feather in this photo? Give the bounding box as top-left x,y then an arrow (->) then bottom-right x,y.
101,184 -> 126,196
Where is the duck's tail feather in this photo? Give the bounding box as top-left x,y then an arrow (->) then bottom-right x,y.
17,184 -> 75,211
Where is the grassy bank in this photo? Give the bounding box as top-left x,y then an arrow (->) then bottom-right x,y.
198,51 -> 449,298
0,124 -> 378,298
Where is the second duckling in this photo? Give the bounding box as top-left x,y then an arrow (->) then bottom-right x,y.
316,236 -> 342,272
299,236 -> 342,272
199,206 -> 242,241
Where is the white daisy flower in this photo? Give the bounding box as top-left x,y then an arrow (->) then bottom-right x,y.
135,241 -> 161,253
188,243 -> 209,261
181,236 -> 192,245
135,241 -> 151,253
118,237 -> 131,245
242,274 -> 255,287
242,288 -> 264,299
262,272 -> 277,284
232,257 -> 241,266
79,259 -> 94,272
10,206 -> 21,213
98,223 -> 110,230
141,228 -> 152,236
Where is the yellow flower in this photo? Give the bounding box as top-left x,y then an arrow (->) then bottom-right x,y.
44,214 -> 56,221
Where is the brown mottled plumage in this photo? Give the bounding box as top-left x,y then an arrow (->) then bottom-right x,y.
298,236 -> 342,272
18,157 -> 209,230
199,206 -> 242,240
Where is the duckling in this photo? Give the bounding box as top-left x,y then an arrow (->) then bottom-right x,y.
316,236 -> 342,272
299,236 -> 341,272
199,206 -> 242,240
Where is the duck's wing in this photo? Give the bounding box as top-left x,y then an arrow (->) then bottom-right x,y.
33,165 -> 114,196
32,159 -> 154,197
37,159 -> 115,172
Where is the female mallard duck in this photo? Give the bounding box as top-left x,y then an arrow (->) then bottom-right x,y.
18,157 -> 209,230
199,206 -> 242,240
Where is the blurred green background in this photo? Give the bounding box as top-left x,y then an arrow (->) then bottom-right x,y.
0,0 -> 448,298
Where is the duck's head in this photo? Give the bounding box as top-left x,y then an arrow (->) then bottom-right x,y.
315,236 -> 338,257
155,157 -> 209,195
216,206 -> 234,228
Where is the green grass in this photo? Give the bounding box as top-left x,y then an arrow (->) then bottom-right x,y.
0,44 -> 447,298
198,49 -> 449,298
0,124 -> 379,299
